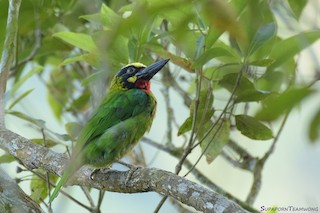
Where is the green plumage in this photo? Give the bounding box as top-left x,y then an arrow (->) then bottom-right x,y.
81,89 -> 156,167
49,59 -> 168,202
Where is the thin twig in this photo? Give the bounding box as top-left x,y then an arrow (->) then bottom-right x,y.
246,112 -> 290,205
184,65 -> 246,178
166,69 -> 192,106
96,190 -> 105,213
191,65 -> 246,150
80,186 -> 96,208
154,67 -> 203,212
41,128 -> 53,213
222,140 -> 258,172
143,137 -> 258,213
161,70 -> 173,145
175,67 -> 203,173
184,119 -> 225,177
31,170 -> 92,211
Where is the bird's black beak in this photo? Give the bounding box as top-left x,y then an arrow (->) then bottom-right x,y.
135,59 -> 169,80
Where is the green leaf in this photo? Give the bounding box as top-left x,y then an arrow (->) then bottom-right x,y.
288,0 -> 308,18
191,88 -> 214,125
256,71 -> 284,92
256,87 -> 314,121
31,139 -> 58,148
30,170 -> 58,204
194,34 -> 205,60
235,115 -> 273,140
99,3 -> 121,29
53,32 -> 98,53
6,110 -> 45,128
47,92 -> 63,122
247,23 -> 276,56
128,37 -> 138,62
9,89 -> 34,110
81,70 -> 105,86
236,89 -> 270,103
219,73 -> 270,103
269,31 -> 320,69
178,87 -> 214,136
147,43 -> 194,72
0,154 -> 15,163
60,53 -> 99,67
60,55 -> 85,65
308,109 -> 320,143
178,117 -> 192,136
193,47 -> 236,68
65,122 -> 82,140
46,68 -> 71,122
80,4 -> 121,30
70,89 -> 90,112
196,7 -> 207,31
202,0 -> 243,41
200,119 -> 230,164
92,31 -> 128,65
11,66 -> 42,96
203,64 -> 241,81
249,59 -> 275,67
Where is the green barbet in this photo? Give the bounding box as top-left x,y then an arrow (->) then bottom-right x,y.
49,59 -> 169,202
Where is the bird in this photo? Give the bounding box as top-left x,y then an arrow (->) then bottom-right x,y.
49,59 -> 169,202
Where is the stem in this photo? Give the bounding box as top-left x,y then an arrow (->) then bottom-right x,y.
41,128 -> 53,213
246,112 -> 290,205
154,67 -> 203,213
174,67 -> 203,175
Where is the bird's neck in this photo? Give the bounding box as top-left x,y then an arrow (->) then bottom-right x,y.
135,79 -> 151,93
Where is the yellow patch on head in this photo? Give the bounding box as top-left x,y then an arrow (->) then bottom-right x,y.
127,76 -> 138,83
126,62 -> 146,68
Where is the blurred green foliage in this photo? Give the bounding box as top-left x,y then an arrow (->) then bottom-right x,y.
1,0 -> 320,207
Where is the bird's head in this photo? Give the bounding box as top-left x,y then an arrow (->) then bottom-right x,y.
111,59 -> 169,92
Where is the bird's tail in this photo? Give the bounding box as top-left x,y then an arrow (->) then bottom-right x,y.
49,170 -> 70,203
49,157 -> 83,203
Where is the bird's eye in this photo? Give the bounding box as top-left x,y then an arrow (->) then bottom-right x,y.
126,67 -> 135,75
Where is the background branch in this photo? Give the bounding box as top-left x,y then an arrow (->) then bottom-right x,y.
0,0 -> 21,126
0,168 -> 44,213
143,137 -> 259,213
0,128 -> 248,213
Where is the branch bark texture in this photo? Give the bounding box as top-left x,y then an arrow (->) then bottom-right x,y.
0,0 -> 21,126
0,168 -> 44,213
88,168 -> 247,213
0,128 -> 249,213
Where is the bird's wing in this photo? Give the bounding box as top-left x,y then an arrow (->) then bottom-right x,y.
73,89 -> 150,156
49,89 -> 152,203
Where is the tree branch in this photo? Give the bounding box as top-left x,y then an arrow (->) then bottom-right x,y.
0,0 -> 21,126
142,137 -> 259,213
0,128 -> 249,213
0,168 -> 44,213
88,168 -> 248,213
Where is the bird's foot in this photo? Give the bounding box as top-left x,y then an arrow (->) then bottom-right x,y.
117,161 -> 142,185
90,167 -> 112,180
90,168 -> 100,180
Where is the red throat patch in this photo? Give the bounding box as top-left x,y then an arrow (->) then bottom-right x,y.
135,79 -> 151,92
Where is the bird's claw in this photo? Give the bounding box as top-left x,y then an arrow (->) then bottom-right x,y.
90,167 -> 112,180
117,161 -> 141,185
125,166 -> 141,185
90,168 -> 100,180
